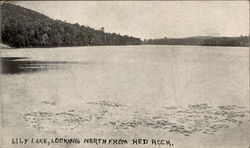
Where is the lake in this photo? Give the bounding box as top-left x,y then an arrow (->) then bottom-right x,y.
1,45 -> 249,148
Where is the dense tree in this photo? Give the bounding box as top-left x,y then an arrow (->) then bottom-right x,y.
1,3 -> 141,48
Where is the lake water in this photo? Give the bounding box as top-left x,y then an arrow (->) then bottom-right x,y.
1,45 -> 249,148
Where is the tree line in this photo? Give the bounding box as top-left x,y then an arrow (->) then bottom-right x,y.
144,36 -> 250,47
1,3 -> 142,48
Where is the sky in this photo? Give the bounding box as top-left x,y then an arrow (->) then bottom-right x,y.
12,1 -> 249,39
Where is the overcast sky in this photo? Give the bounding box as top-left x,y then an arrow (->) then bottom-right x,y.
13,1 -> 249,39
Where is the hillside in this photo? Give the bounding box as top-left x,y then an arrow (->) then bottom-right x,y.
1,3 -> 142,48
144,36 -> 250,47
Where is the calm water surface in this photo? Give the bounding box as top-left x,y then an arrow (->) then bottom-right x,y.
1,45 -> 249,148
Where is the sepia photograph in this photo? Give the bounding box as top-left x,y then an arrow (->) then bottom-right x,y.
0,1 -> 249,148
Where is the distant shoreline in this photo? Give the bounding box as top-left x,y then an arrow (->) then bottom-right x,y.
1,43 -> 249,50
143,36 -> 250,47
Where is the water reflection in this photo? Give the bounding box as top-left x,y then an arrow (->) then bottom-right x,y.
1,57 -> 90,74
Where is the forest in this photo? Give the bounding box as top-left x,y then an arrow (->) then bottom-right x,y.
1,3 -> 249,48
1,3 -> 142,48
144,36 -> 250,47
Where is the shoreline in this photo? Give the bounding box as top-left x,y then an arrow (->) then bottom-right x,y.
0,44 -> 248,50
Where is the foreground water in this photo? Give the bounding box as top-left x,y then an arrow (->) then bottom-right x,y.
1,45 -> 249,148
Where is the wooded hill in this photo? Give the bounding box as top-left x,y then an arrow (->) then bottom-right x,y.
1,3 -> 142,48
1,3 -> 248,48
